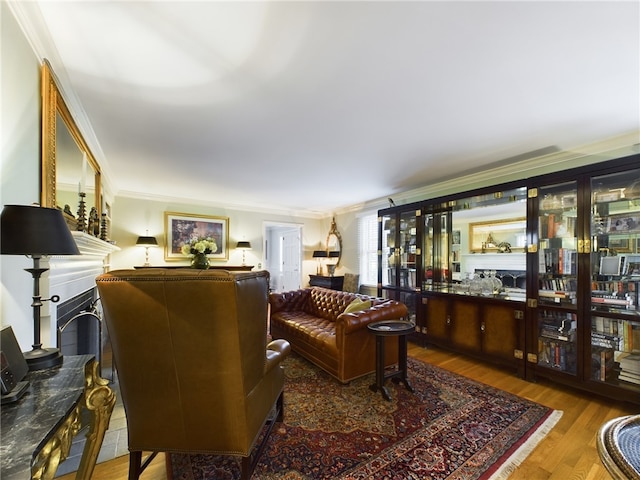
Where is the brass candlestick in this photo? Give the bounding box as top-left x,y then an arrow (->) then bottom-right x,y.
76,192 -> 87,232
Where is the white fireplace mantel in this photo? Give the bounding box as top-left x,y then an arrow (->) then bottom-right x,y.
42,233 -> 120,345
71,232 -> 120,258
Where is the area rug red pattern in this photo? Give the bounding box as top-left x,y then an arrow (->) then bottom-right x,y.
167,354 -> 562,479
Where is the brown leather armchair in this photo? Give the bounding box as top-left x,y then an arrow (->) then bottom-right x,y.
95,269 -> 290,480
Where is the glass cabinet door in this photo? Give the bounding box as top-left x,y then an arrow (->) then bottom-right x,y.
379,209 -> 421,291
423,211 -> 434,288
380,213 -> 396,288
590,169 -> 640,390
535,181 -> 579,376
423,209 -> 450,287
399,210 -> 418,289
537,182 -> 579,308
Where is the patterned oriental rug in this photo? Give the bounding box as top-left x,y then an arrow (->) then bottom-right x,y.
167,354 -> 562,480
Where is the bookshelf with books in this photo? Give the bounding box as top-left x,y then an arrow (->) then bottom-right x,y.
587,168 -> 640,396
527,159 -> 640,403
537,181 -> 579,309
379,205 -> 424,343
378,150 -> 640,404
537,309 -> 578,375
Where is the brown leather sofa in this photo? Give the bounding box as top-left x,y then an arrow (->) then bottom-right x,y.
96,269 -> 290,480
269,287 -> 408,383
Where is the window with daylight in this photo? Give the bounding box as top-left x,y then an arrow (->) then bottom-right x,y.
358,212 -> 379,286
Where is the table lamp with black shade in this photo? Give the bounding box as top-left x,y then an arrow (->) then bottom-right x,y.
236,240 -> 252,266
136,234 -> 158,266
312,250 -> 327,275
1,205 -> 80,371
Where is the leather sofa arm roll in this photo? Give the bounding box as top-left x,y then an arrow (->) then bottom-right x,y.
337,301 -> 409,335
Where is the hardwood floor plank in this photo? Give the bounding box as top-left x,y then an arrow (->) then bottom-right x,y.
57,344 -> 634,479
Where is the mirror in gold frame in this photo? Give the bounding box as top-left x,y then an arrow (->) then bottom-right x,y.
468,218 -> 526,253
326,217 -> 343,267
41,61 -> 101,228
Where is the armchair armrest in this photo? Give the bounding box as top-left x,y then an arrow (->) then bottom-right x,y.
337,301 -> 408,335
265,339 -> 291,372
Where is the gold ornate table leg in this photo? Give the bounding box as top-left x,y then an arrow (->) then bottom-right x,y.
30,359 -> 114,480
31,408 -> 82,480
76,359 -> 116,480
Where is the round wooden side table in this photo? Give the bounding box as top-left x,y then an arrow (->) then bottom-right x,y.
367,320 -> 415,401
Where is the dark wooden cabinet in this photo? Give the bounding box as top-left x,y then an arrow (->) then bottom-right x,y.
423,295 -> 449,345
423,292 -> 525,376
309,275 -> 344,290
379,152 -> 640,404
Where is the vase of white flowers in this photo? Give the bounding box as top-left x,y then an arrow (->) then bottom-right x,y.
181,237 -> 217,269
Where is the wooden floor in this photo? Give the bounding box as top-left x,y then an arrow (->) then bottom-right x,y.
61,344 -> 636,480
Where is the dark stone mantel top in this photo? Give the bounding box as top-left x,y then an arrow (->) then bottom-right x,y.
1,355 -> 94,480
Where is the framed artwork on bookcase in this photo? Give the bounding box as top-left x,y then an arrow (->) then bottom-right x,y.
609,236 -> 631,252
623,255 -> 640,276
606,214 -> 640,233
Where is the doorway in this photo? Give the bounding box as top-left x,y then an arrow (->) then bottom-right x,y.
263,222 -> 302,292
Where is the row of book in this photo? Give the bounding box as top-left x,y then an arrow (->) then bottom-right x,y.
591,281 -> 638,310
539,289 -> 577,306
591,346 -> 616,382
590,349 -> 640,385
618,353 -> 640,385
537,337 -> 577,373
539,312 -> 577,342
591,316 -> 640,385
539,247 -> 577,275
591,280 -> 638,294
592,317 -> 640,352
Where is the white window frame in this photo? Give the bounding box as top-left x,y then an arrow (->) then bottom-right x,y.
358,212 -> 379,286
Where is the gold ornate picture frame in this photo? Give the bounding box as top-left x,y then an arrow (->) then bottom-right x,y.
468,218 -> 526,253
164,212 -> 229,261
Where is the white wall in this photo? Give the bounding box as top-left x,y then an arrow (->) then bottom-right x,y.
109,195 -> 328,287
0,2 -> 44,348
0,0 -> 359,350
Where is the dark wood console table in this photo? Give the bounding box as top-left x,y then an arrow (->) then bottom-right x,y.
309,274 -> 344,290
134,265 -> 254,271
1,355 -> 115,480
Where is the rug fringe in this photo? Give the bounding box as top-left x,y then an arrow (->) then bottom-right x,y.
488,409 -> 563,480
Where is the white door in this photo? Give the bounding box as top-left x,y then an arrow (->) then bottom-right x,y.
263,222 -> 302,292
281,228 -> 301,291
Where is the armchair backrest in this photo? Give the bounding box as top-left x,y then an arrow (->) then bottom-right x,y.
95,269 -> 273,455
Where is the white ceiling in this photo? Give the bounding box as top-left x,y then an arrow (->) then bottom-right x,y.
12,1 -> 640,216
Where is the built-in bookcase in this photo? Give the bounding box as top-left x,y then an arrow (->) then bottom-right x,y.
588,168 -> 640,396
379,153 -> 640,404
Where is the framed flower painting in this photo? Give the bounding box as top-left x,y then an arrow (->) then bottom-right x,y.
164,211 -> 229,261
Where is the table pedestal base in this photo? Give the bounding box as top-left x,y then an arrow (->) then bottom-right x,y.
368,322 -> 415,401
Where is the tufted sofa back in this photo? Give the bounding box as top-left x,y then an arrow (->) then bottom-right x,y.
270,287 -> 382,322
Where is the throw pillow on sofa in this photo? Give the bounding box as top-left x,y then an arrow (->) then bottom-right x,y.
343,298 -> 372,314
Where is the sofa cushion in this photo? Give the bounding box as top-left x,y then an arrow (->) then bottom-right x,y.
343,298 -> 372,314
271,311 -> 337,352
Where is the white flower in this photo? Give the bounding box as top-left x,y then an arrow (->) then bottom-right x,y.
181,237 -> 217,256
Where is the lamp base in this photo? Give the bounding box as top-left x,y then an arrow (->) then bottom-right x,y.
23,347 -> 63,371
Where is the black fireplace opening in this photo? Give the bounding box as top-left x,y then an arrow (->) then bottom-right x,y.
56,288 -> 113,379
